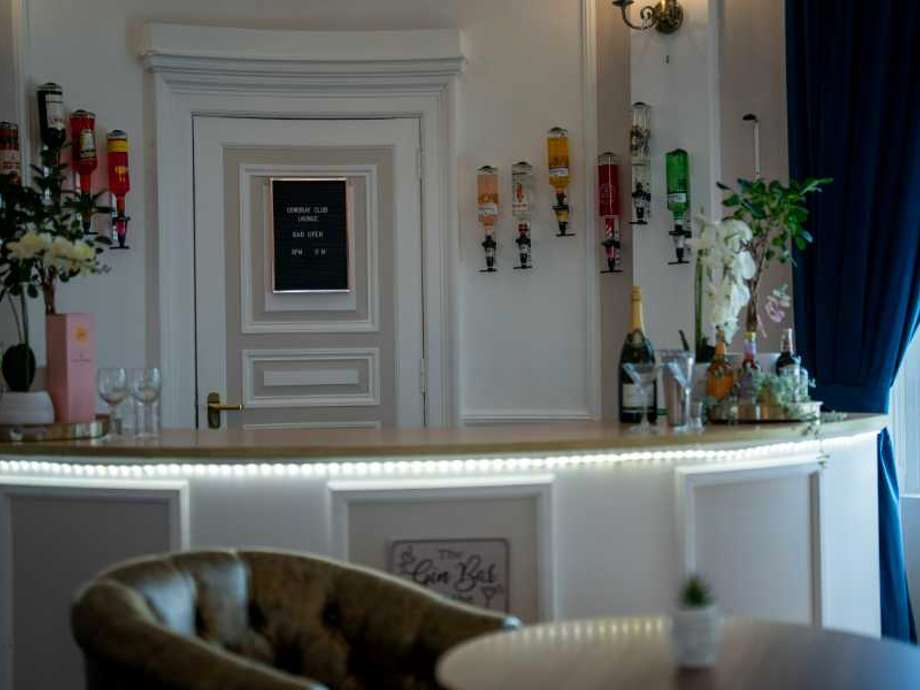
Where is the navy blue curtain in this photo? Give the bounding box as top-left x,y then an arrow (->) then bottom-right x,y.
787,1 -> 920,641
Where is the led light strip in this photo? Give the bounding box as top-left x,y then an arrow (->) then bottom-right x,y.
0,432 -> 878,480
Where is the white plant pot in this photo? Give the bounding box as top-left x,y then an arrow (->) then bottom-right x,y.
672,605 -> 721,668
0,390 -> 56,426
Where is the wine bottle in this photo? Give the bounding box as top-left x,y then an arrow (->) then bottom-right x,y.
619,286 -> 657,424
775,328 -> 801,378
738,331 -> 761,401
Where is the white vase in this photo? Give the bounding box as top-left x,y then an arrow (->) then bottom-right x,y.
672,605 -> 721,668
0,390 -> 56,426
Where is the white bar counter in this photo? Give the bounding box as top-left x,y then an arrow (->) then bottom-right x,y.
0,416 -> 886,690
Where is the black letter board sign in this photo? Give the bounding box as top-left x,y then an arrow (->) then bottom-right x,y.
270,178 -> 350,293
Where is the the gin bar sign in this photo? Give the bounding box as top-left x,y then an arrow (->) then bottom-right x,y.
270,177 -> 349,293
388,538 -> 509,612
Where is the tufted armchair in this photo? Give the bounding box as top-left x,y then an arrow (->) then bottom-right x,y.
72,549 -> 520,690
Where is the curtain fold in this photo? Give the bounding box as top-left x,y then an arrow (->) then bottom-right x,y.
787,0 -> 920,641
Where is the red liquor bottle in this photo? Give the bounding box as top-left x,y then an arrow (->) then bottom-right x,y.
0,122 -> 22,184
107,130 -> 131,248
598,152 -> 622,274
69,110 -> 97,195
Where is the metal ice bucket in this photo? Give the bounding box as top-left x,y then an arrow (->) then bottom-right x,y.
660,350 -> 695,428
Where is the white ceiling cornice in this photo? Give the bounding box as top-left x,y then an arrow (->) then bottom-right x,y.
139,23 -> 466,90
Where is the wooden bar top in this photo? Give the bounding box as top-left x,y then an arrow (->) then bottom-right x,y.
0,414 -> 886,461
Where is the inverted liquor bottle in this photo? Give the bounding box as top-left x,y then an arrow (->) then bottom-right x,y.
619,286 -> 657,424
597,152 -> 622,274
107,130 -> 131,249
547,127 -> 573,236
665,148 -> 691,264
37,83 -> 66,163
477,165 -> 499,272
70,110 -> 98,233
0,122 -> 22,185
629,102 -> 652,225
511,161 -> 534,270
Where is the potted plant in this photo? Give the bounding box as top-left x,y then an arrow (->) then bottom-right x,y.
0,148 -> 110,423
672,575 -> 720,668
718,176 -> 830,334
0,175 -> 37,393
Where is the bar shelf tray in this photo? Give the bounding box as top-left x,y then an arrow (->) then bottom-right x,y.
0,415 -> 111,443
708,401 -> 822,424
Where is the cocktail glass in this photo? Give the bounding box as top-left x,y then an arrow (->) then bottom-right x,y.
622,362 -> 661,434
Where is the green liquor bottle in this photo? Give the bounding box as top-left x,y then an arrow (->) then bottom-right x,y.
665,149 -> 691,264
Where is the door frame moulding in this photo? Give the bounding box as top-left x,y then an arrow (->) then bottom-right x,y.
141,24 -> 464,428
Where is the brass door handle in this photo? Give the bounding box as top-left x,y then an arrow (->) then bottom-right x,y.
206,392 -> 244,429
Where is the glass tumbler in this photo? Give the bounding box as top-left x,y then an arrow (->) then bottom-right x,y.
130,367 -> 162,438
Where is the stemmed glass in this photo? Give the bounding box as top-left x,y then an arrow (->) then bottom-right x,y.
130,368 -> 161,438
97,368 -> 128,436
622,362 -> 661,434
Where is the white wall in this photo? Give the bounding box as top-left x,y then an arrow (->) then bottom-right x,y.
719,0 -> 790,353
455,0 -> 594,422
2,0 -> 598,423
629,0 -> 721,355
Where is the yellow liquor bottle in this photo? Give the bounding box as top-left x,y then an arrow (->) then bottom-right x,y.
547,127 -> 572,236
547,127 -> 570,191
706,329 -> 735,401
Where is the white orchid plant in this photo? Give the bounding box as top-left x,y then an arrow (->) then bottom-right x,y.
690,176 -> 830,356
688,217 -> 756,344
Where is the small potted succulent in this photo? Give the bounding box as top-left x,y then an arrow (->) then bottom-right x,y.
672,575 -> 720,668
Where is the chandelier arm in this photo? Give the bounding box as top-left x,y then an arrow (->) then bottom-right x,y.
638,5 -> 658,28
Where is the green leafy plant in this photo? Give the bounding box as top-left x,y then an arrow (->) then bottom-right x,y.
717,176 -> 831,332
1,153 -> 111,316
680,575 -> 714,609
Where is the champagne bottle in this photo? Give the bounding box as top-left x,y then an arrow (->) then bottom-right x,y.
775,328 -> 801,378
619,286 -> 657,424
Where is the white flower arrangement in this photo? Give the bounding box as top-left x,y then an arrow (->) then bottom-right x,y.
6,231 -> 101,278
0,158 -> 111,316
687,217 -> 756,343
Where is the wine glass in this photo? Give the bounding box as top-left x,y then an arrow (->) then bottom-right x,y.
97,368 -> 128,436
622,362 -> 660,433
130,368 -> 162,438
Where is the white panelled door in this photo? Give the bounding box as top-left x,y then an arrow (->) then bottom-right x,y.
193,117 -> 425,429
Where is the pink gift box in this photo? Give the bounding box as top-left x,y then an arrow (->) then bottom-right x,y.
46,313 -> 96,423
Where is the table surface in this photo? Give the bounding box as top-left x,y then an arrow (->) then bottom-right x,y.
437,617 -> 920,690
0,414 -> 885,460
